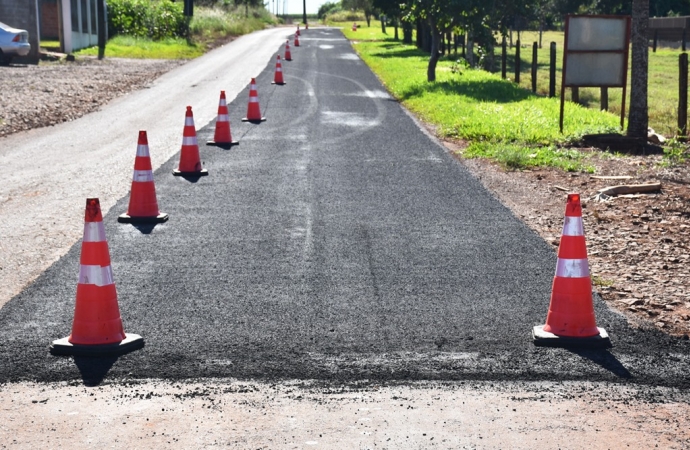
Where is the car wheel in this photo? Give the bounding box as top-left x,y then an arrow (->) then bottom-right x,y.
0,50 -> 10,66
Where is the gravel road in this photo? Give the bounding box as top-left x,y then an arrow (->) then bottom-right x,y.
0,58 -> 183,137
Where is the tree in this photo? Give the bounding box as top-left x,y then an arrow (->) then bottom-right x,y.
373,0 -> 402,39
403,0 -> 463,81
343,0 -> 376,26
627,0 -> 648,139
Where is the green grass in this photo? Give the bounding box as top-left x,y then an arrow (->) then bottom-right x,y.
487,30 -> 684,137
75,35 -> 203,59
331,20 -> 410,42
343,26 -> 686,138
74,5 -> 274,59
40,39 -> 61,51
353,39 -> 618,171
189,5 -> 275,45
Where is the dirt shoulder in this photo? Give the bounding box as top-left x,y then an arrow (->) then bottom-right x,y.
446,141 -> 690,337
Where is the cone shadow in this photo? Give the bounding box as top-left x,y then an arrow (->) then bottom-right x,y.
178,174 -> 203,183
567,348 -> 633,379
132,223 -> 158,234
206,141 -> 239,150
73,356 -> 118,386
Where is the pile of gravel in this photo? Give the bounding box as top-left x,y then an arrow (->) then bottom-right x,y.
0,57 -> 184,137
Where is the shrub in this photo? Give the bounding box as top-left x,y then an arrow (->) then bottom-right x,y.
325,10 -> 366,22
108,0 -> 187,40
318,1 -> 340,19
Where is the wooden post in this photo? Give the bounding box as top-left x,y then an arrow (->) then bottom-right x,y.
653,30 -> 658,53
501,36 -> 507,79
531,42 -> 538,93
600,87 -> 609,111
515,40 -> 520,84
572,87 -> 579,104
679,53 -> 688,140
683,29 -> 687,52
549,42 -> 556,98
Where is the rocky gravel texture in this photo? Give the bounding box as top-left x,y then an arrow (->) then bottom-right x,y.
0,57 -> 183,137
1,55 -> 689,339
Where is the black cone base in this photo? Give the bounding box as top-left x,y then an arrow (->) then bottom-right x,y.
118,213 -> 169,224
50,333 -> 144,356
173,169 -> 209,177
532,325 -> 611,349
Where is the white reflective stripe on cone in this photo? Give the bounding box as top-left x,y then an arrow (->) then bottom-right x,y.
277,68 -> 283,72
83,222 -> 106,242
79,264 -> 114,287
185,118 -> 195,126
136,144 -> 150,157
562,216 -> 585,236
182,136 -> 198,146
555,258 -> 590,278
249,96 -> 258,102
133,170 -> 154,182
219,99 -> 227,107
217,114 -> 229,122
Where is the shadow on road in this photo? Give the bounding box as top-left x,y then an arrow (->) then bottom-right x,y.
73,356 -> 119,386
568,349 -> 633,379
132,224 -> 158,235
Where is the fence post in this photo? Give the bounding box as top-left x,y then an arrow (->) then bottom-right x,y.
653,30 -> 658,53
515,40 -> 521,84
531,42 -> 538,93
549,42 -> 556,98
601,87 -> 609,111
501,36 -> 507,79
679,53 -> 688,140
572,87 -> 579,104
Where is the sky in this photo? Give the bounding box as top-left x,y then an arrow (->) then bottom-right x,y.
266,0 -> 333,15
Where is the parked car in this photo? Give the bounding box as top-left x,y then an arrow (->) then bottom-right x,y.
0,21 -> 31,65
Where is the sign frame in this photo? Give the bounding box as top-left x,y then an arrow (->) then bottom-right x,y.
560,15 -> 632,132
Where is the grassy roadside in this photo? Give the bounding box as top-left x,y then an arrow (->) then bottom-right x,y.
340,23 -> 686,140
75,5 -> 276,59
344,31 -> 619,172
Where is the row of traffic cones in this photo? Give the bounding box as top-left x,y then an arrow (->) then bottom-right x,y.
51,195 -> 610,355
50,27 -> 609,357
50,33 -> 307,356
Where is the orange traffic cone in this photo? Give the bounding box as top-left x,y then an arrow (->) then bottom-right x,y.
294,33 -> 300,47
305,23 -> 309,30
242,78 -> 266,123
296,24 -> 300,36
173,106 -> 208,177
118,131 -> 169,224
533,193 -> 610,348
51,198 -> 144,356
207,91 -> 239,148
285,40 -> 292,61
352,22 -> 357,31
272,55 -> 285,85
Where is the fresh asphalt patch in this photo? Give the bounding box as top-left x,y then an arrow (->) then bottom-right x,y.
0,28 -> 688,387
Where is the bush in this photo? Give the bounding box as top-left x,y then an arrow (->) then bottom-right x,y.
108,0 -> 187,40
325,10 -> 366,22
317,1 -> 340,19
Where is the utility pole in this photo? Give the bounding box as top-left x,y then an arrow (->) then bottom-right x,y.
97,0 -> 106,59
303,0 -> 307,26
